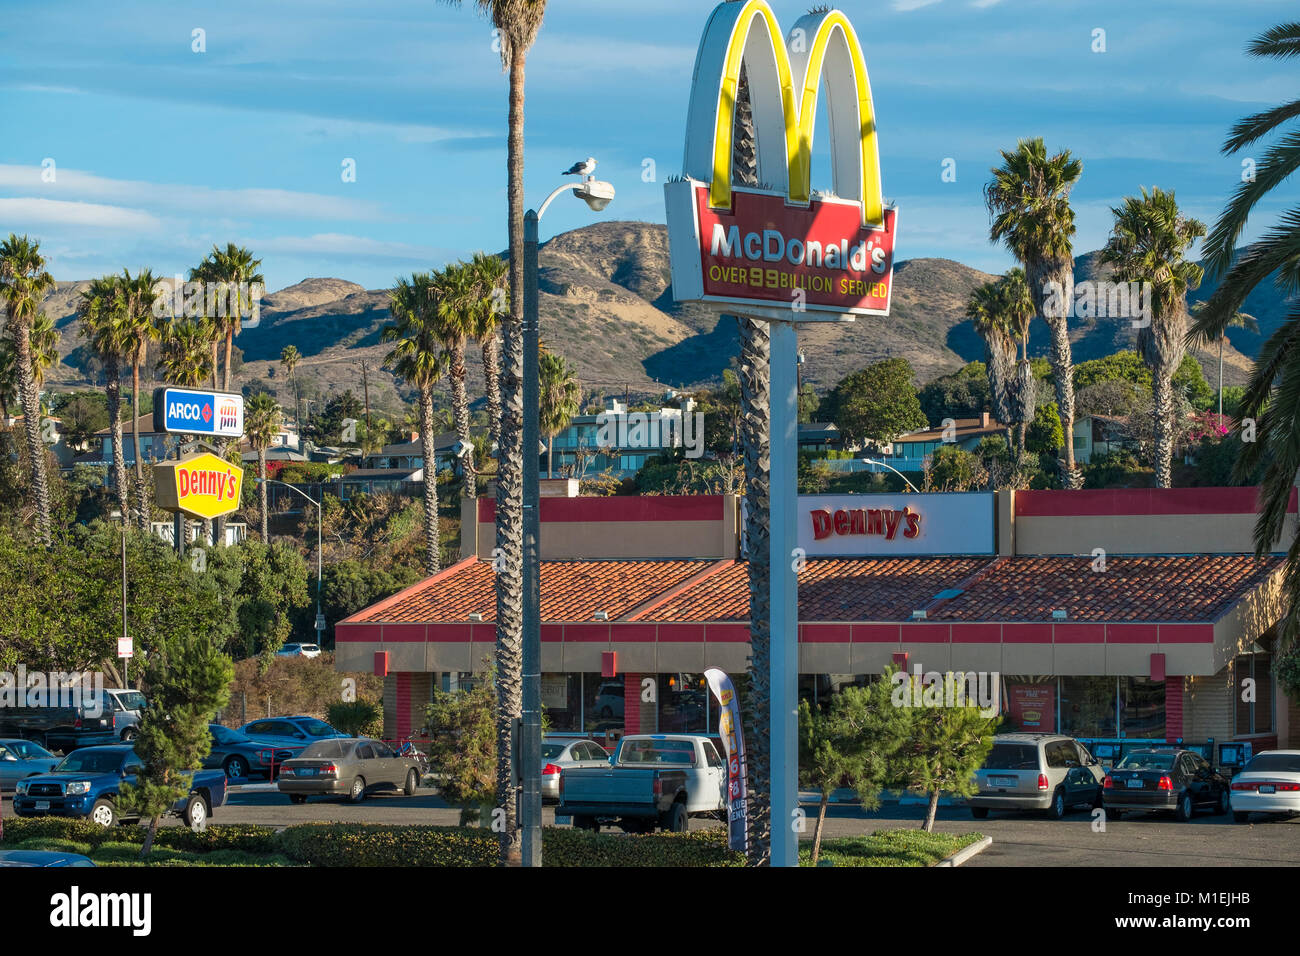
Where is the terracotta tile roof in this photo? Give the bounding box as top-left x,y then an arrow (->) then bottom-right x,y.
927,554 -> 1282,623
352,558 -> 715,624
646,557 -> 995,622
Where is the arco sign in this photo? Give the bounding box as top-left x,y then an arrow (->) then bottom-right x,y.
153,452 -> 244,521
665,1 -> 897,318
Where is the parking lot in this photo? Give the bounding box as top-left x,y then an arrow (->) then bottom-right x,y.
7,788 -> 1297,866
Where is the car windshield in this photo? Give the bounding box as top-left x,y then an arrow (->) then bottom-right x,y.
211,726 -> 246,745
112,692 -> 147,711
300,719 -> 338,738
1244,753 -> 1300,774
983,743 -> 1039,771
53,751 -> 125,774
301,740 -> 354,759
1116,752 -> 1175,771
5,740 -> 53,759
541,744 -> 565,759
619,739 -> 696,765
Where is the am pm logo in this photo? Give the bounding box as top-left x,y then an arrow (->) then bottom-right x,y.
153,452 -> 243,520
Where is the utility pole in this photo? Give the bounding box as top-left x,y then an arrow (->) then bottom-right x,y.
361,360 -> 372,439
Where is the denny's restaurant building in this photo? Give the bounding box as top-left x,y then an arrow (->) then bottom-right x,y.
336,488 -> 1297,764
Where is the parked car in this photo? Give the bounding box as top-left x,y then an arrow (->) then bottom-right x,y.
541,738 -> 610,802
105,689 -> 147,741
969,733 -> 1105,819
1103,748 -> 1231,821
557,733 -> 726,833
0,738 -> 61,790
592,683 -> 624,720
276,737 -> 423,804
13,744 -> 228,830
237,716 -> 347,748
276,643 -> 322,659
1229,749 -> 1300,823
0,849 -> 95,867
0,692 -> 118,753
203,723 -> 302,780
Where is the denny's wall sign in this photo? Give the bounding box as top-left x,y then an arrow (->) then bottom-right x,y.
797,493 -> 995,557
154,452 -> 244,520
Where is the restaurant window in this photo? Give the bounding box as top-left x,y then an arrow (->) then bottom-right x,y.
541,673 -> 581,732
1004,677 -> 1057,733
1235,650 -> 1274,735
658,673 -> 709,733
584,673 -> 624,735
1119,677 -> 1165,739
1059,676 -> 1117,738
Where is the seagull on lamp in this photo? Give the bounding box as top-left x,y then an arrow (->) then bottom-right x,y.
562,156 -> 597,177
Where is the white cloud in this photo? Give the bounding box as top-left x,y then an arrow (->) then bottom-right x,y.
893,0 -> 944,10
0,165 -> 387,221
0,197 -> 161,231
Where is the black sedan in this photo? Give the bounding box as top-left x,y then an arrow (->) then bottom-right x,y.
1102,748 -> 1231,821
203,724 -> 302,780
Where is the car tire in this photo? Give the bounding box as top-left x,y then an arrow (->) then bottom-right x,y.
1175,792 -> 1194,822
970,807 -> 989,819
1048,788 -> 1067,820
289,794 -> 308,805
184,796 -> 208,832
1216,789 -> 1230,815
1233,810 -> 1249,823
89,798 -> 117,828
223,756 -> 248,780
1107,808 -> 1123,820
573,815 -> 599,833
664,801 -> 688,833
404,769 -> 418,797
348,776 -> 366,803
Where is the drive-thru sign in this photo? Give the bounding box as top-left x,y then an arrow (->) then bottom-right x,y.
154,451 -> 244,520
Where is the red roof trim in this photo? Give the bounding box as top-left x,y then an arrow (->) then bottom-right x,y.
1014,487 -> 1296,517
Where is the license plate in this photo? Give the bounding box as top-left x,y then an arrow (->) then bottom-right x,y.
34,800 -> 50,810
1259,784 -> 1275,794
555,815 -> 572,825
989,776 -> 1016,788
299,768 -> 316,776
1126,778 -> 1146,788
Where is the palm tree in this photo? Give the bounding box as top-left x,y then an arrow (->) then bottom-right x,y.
966,280 -> 1017,442
158,317 -> 215,388
731,62 -> 773,866
117,269 -> 162,527
1101,187 -> 1206,488
1190,303 -> 1258,418
1189,20 -> 1300,642
189,243 -> 264,392
985,138 -> 1085,487
0,234 -> 57,544
469,251 -> 508,450
537,347 -> 579,477
79,275 -> 133,525
28,311 -> 60,389
444,0 -> 549,867
245,393 -> 282,542
280,344 -> 301,433
383,272 -> 447,576
431,261 -> 479,498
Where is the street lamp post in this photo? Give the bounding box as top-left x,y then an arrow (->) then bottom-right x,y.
259,478 -> 325,645
521,172 -> 614,868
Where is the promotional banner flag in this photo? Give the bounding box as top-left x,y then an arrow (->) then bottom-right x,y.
704,667 -> 748,853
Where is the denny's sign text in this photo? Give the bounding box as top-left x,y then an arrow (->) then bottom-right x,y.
798,493 -> 995,557
154,452 -> 244,521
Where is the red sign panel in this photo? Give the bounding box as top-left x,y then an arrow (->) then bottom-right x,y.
692,183 -> 896,315
1007,683 -> 1056,733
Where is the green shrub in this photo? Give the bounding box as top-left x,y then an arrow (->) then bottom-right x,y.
327,698 -> 383,738
0,818 -> 278,854
15,837 -> 93,855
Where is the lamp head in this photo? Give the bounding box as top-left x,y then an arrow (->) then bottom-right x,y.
575,177 -> 615,212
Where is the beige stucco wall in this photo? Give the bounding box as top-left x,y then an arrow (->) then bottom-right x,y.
1014,512 -> 1297,556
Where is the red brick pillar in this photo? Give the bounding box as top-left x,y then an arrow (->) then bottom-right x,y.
395,673 -> 411,739
624,673 -> 640,734
1165,675 -> 1184,743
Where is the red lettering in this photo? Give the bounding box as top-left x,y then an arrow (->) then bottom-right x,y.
866,509 -> 885,535
810,509 -> 833,540
903,507 -> 921,539
849,509 -> 867,535
883,509 -> 902,540
179,470 -> 189,497
833,510 -> 849,535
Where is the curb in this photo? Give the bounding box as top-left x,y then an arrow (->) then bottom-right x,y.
935,835 -> 992,867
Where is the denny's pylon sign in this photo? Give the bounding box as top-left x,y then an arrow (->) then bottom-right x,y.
154,452 -> 243,521
665,1 -> 896,318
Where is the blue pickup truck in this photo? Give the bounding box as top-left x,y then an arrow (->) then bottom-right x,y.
13,745 -> 228,831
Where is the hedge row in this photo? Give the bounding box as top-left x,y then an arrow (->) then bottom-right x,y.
2,818 -> 744,867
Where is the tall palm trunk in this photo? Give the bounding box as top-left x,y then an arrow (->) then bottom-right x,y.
733,65 -> 771,867
483,334 -> 502,449
222,327 -> 234,393
131,355 -> 148,529
1153,369 -> 1176,487
210,339 -> 220,391
15,323 -> 52,545
1029,259 -> 1080,487
258,446 -> 269,541
105,359 -> 130,529
419,385 -> 441,575
494,49 -> 527,869
1145,303 -> 1186,489
451,342 -> 475,498
546,435 -> 553,479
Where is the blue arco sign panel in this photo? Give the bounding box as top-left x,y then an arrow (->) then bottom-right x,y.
153,387 -> 244,438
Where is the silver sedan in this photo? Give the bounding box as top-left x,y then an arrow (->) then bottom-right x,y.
541,739 -> 611,802
0,739 -> 61,790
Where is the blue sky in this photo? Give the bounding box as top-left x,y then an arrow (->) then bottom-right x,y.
0,0 -> 1295,291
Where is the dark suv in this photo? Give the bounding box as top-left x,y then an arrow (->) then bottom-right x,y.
0,692 -> 118,753
970,733 -> 1106,819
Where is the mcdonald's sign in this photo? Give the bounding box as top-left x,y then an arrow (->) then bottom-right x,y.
665,1 -> 896,318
